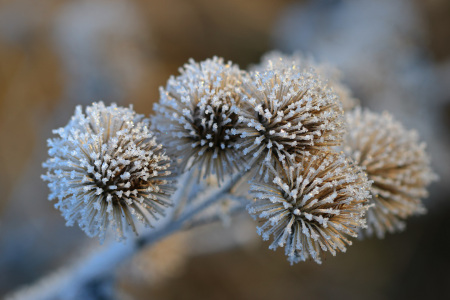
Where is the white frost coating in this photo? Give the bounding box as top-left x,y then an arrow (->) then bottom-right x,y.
343,108 -> 438,238
152,57 -> 246,181
248,152 -> 371,264
42,102 -> 175,241
251,51 -> 358,111
236,67 -> 345,180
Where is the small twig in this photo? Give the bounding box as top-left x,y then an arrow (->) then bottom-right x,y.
226,195 -> 252,206
170,170 -> 193,220
185,205 -> 246,229
177,172 -> 244,221
139,171 -> 245,245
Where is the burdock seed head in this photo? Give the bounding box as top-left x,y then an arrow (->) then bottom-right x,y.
248,152 -> 371,264
152,57 -> 246,181
42,102 -> 176,242
343,107 -> 438,238
251,51 -> 358,111
234,67 -> 345,180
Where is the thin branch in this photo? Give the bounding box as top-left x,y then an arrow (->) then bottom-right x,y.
7,171 -> 247,300
185,205 -> 246,229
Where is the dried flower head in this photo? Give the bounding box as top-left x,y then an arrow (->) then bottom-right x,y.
251,51 -> 358,111
248,152 -> 370,264
235,68 -> 345,179
343,108 -> 437,238
152,57 -> 245,180
42,102 -> 175,241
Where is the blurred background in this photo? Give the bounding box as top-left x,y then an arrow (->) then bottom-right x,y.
1,0 -> 449,299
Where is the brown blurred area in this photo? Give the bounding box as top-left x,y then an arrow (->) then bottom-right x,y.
0,9 -> 61,206
0,0 -> 449,299
420,0 -> 450,62
0,0 -> 293,202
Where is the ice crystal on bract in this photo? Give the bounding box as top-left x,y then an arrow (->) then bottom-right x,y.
42,102 -> 175,241
235,68 -> 345,179
343,108 -> 437,238
248,152 -> 370,264
152,57 -> 245,180
251,51 -> 358,111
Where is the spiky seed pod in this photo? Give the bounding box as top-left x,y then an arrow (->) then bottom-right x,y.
152,57 -> 245,180
343,108 -> 437,238
248,152 -> 371,264
42,102 -> 175,241
235,68 -> 345,179
251,51 -> 358,111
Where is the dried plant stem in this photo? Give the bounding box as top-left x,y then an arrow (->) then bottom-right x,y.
7,172 -> 246,300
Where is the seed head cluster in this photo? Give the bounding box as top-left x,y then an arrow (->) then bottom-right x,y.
248,152 -> 371,264
42,102 -> 175,241
343,108 -> 437,238
152,57 -> 245,180
42,53 -> 435,265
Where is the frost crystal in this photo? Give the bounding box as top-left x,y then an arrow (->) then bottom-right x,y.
235,68 -> 345,179
42,102 -> 175,241
252,51 -> 358,111
152,57 -> 245,180
248,152 -> 370,264
343,108 -> 437,238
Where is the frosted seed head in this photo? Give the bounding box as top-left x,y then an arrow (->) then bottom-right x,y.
152,57 -> 248,180
343,107 -> 437,239
42,102 -> 176,242
251,51 -> 358,111
248,151 -> 371,264
237,65 -> 345,178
